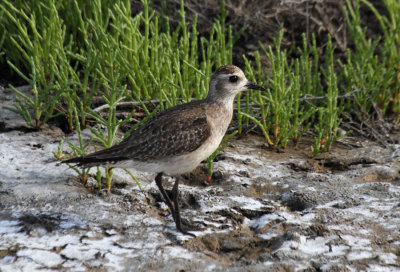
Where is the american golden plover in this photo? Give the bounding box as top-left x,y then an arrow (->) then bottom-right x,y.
63,65 -> 266,235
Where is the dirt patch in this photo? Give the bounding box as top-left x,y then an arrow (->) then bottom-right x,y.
185,230 -> 274,261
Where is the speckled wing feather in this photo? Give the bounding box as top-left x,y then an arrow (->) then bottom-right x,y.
64,101 -> 211,167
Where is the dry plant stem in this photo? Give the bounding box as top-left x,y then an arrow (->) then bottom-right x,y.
163,0 -> 212,25
314,4 -> 347,52
353,114 -> 390,146
92,88 -> 364,114
297,88 -> 363,102
92,98 -> 195,112
342,111 -> 390,147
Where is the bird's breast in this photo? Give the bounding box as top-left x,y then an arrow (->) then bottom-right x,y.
200,101 -> 234,156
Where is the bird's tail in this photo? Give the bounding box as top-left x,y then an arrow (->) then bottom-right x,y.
62,146 -> 129,168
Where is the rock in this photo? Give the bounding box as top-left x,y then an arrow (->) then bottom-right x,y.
17,249 -> 63,267
282,191 -> 319,211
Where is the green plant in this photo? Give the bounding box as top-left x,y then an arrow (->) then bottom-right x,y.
341,0 -> 400,119
241,30 -> 316,148
0,0 -> 79,130
64,106 -> 93,185
53,136 -> 66,161
311,36 -> 344,156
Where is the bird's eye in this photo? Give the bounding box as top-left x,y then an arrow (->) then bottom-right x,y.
229,75 -> 239,83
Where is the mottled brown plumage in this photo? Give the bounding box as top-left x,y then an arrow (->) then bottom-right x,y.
66,100 -> 211,166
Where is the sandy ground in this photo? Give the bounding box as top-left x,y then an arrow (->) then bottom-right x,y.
1,88 -> 400,271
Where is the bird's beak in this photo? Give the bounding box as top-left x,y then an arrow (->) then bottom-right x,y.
245,81 -> 267,92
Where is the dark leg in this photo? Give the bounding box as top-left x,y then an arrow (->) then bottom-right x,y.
171,177 -> 195,237
155,173 -> 195,237
155,172 -> 176,221
171,177 -> 181,229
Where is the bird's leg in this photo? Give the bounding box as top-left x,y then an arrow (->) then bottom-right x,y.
155,173 -> 195,236
155,172 -> 176,221
171,177 -> 195,237
171,177 -> 183,233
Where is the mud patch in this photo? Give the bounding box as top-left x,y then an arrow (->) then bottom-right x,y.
0,212 -> 87,235
185,230 -> 274,261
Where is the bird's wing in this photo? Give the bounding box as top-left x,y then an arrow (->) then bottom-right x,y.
125,108 -> 210,161
63,102 -> 211,166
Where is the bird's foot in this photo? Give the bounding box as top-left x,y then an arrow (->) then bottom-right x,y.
174,219 -> 197,237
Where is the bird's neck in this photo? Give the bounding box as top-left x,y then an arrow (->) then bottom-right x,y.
205,93 -> 236,111
204,94 -> 235,126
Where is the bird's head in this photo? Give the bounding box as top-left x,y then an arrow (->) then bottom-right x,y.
207,65 -> 267,101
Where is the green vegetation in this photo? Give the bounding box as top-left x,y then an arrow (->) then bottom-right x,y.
1,0 -> 399,188
238,0 -> 399,155
341,0 -> 400,120
245,32 -> 345,156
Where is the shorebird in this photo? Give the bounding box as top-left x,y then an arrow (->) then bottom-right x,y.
63,65 -> 266,235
